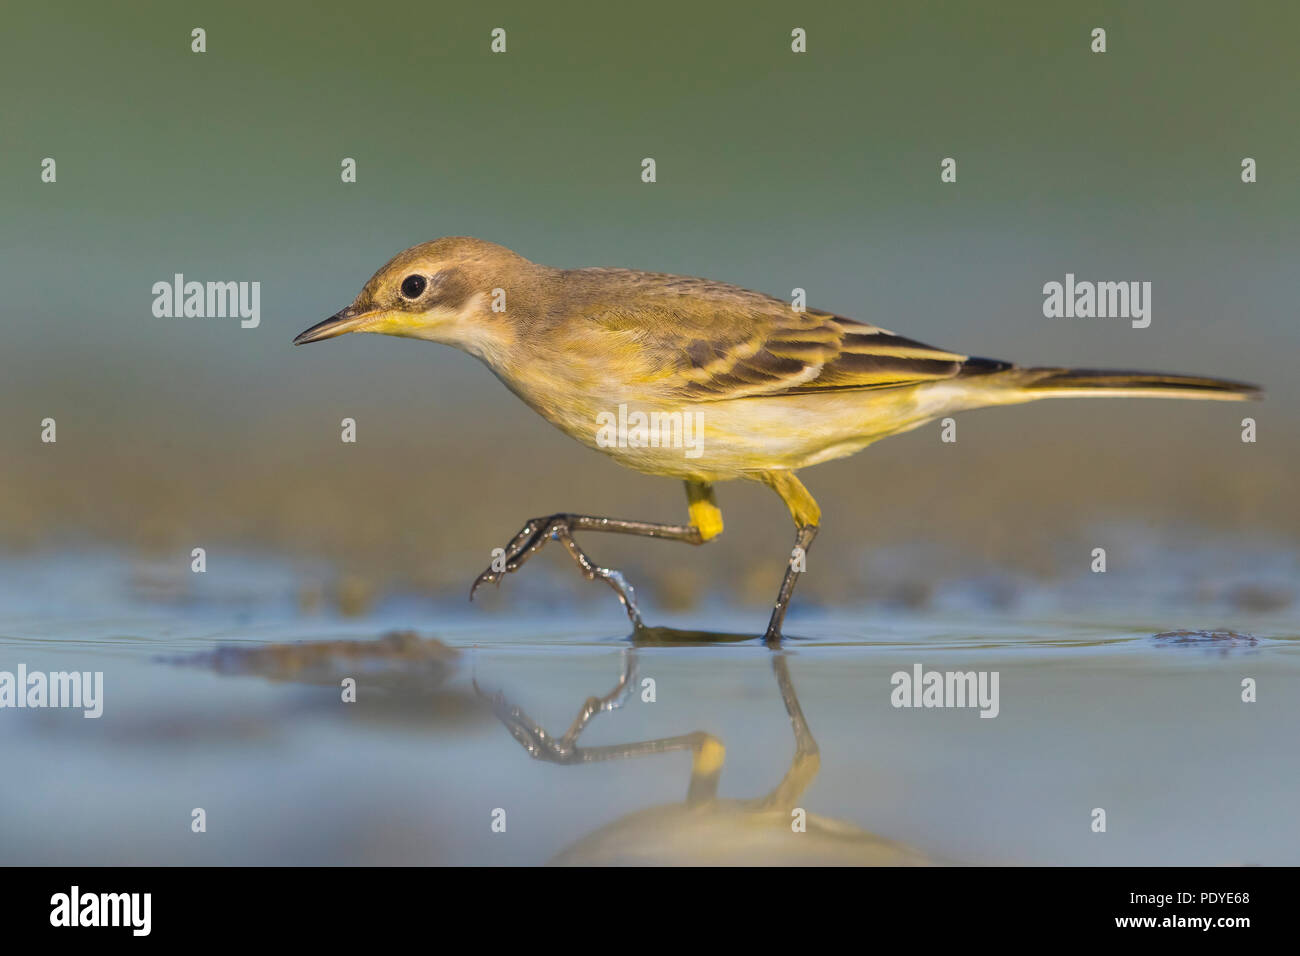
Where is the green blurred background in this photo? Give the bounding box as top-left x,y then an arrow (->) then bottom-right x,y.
2,0 -> 1295,615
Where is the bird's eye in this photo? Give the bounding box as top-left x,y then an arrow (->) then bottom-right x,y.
399,274 -> 427,299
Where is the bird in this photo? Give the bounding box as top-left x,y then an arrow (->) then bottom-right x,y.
293,237 -> 1260,642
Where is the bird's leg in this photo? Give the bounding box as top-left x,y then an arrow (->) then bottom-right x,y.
470,481 -> 724,628
474,648 -> 716,769
557,647 -> 637,747
764,525 -> 818,643
757,471 -> 822,645
752,652 -> 821,809
469,514 -> 702,627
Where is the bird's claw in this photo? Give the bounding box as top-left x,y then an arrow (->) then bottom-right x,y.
467,515 -> 560,603
467,513 -> 643,627
468,569 -> 500,601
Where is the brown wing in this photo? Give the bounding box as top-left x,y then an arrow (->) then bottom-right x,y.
570,270 -> 1008,401
671,309 -> 1009,400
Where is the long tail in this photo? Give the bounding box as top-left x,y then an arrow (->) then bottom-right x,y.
975,364 -> 1261,402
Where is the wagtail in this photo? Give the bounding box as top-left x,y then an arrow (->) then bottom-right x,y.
294,238 -> 1259,642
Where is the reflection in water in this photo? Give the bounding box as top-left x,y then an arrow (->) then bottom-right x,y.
477,627 -> 936,865
168,630 -> 460,684
166,630 -> 485,727
1151,629 -> 1259,649
64,616 -> 1300,864
165,627 -> 934,863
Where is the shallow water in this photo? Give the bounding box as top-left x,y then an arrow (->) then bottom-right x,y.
0,550 -> 1296,865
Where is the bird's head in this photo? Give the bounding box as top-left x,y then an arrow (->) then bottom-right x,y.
293,237 -> 535,350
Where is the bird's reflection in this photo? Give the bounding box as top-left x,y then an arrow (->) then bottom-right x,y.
476,626 -> 935,865
167,626 -> 935,863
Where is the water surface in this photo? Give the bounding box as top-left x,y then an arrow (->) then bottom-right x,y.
0,550 -> 1295,865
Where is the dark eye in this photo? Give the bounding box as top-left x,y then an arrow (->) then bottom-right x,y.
399,274 -> 427,299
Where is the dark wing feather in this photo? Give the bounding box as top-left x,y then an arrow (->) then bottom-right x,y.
673,312 -> 993,400
570,269 -> 1009,400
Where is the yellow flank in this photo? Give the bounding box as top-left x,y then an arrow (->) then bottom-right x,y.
685,481 -> 725,541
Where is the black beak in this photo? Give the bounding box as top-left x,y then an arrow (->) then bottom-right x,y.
293,305 -> 367,345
